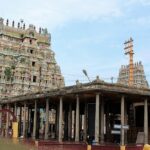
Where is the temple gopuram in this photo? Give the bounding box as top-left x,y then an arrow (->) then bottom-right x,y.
118,62 -> 149,88
0,17 -> 64,98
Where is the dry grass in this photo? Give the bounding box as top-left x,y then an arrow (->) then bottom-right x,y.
0,138 -> 36,150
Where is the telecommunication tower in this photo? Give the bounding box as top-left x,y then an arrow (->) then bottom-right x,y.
124,37 -> 134,86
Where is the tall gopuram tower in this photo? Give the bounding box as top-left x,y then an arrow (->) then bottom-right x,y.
117,38 -> 148,88
117,62 -> 149,88
0,17 -> 64,98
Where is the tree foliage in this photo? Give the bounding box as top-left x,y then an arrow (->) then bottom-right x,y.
4,67 -> 12,81
20,57 -> 25,63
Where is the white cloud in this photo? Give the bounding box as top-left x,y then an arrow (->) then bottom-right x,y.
126,0 -> 150,5
139,0 -> 150,5
1,0 -> 122,30
129,16 -> 150,26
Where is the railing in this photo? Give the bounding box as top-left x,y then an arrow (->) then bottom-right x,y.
126,145 -> 143,150
37,141 -> 87,150
91,145 -> 120,150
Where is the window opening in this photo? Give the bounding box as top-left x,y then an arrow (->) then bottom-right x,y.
30,49 -> 33,54
32,61 -> 35,67
33,76 -> 36,82
30,39 -> 32,44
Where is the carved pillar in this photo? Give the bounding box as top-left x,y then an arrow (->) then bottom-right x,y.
56,103 -> 59,140
58,97 -> 63,142
14,103 -> 17,117
124,102 -> 128,144
5,104 -> 9,137
32,100 -> 37,139
75,95 -> 80,142
28,108 -> 31,136
100,98 -> 104,144
68,103 -> 72,140
19,107 -> 22,137
83,103 -> 87,142
0,105 -> 2,129
95,93 -> 100,143
23,102 -> 26,138
121,96 -> 125,146
44,98 -> 49,140
106,102 -> 110,142
144,98 -> 148,144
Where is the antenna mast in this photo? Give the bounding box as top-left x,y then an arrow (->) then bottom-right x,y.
124,37 -> 134,86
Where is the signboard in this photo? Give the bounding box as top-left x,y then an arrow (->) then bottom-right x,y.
111,130 -> 121,135
122,125 -> 129,130
114,124 -> 121,129
114,124 -> 129,130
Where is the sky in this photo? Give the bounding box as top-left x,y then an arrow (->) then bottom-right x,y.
1,0 -> 150,86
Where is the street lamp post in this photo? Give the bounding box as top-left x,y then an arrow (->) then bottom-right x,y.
82,69 -> 91,82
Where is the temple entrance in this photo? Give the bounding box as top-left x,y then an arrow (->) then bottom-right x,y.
135,106 -> 144,127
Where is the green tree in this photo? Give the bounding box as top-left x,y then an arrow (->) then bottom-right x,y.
20,57 -> 25,63
4,67 -> 12,81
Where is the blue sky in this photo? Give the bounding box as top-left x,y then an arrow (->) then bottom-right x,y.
1,0 -> 150,85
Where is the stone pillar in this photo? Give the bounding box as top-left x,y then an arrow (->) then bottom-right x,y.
23,102 -> 26,138
50,124 -> 53,138
44,98 -> 49,140
75,95 -> 80,142
100,98 -> 104,144
32,100 -> 37,139
14,103 -> 17,117
106,102 -> 111,142
26,107 -> 29,136
95,93 -> 100,143
5,104 -> 9,137
28,108 -> 31,135
19,107 -> 22,137
68,103 -> 72,140
124,102 -> 128,144
0,105 -> 2,129
64,107 -> 68,140
121,96 -> 125,146
72,110 -> 75,139
83,103 -> 87,142
58,97 -> 63,142
144,98 -> 148,144
56,104 -> 59,139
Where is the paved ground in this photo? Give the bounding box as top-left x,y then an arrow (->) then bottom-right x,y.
3,138 -> 143,150
20,139 -> 87,150
38,145 -> 86,150
0,138 -> 34,150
